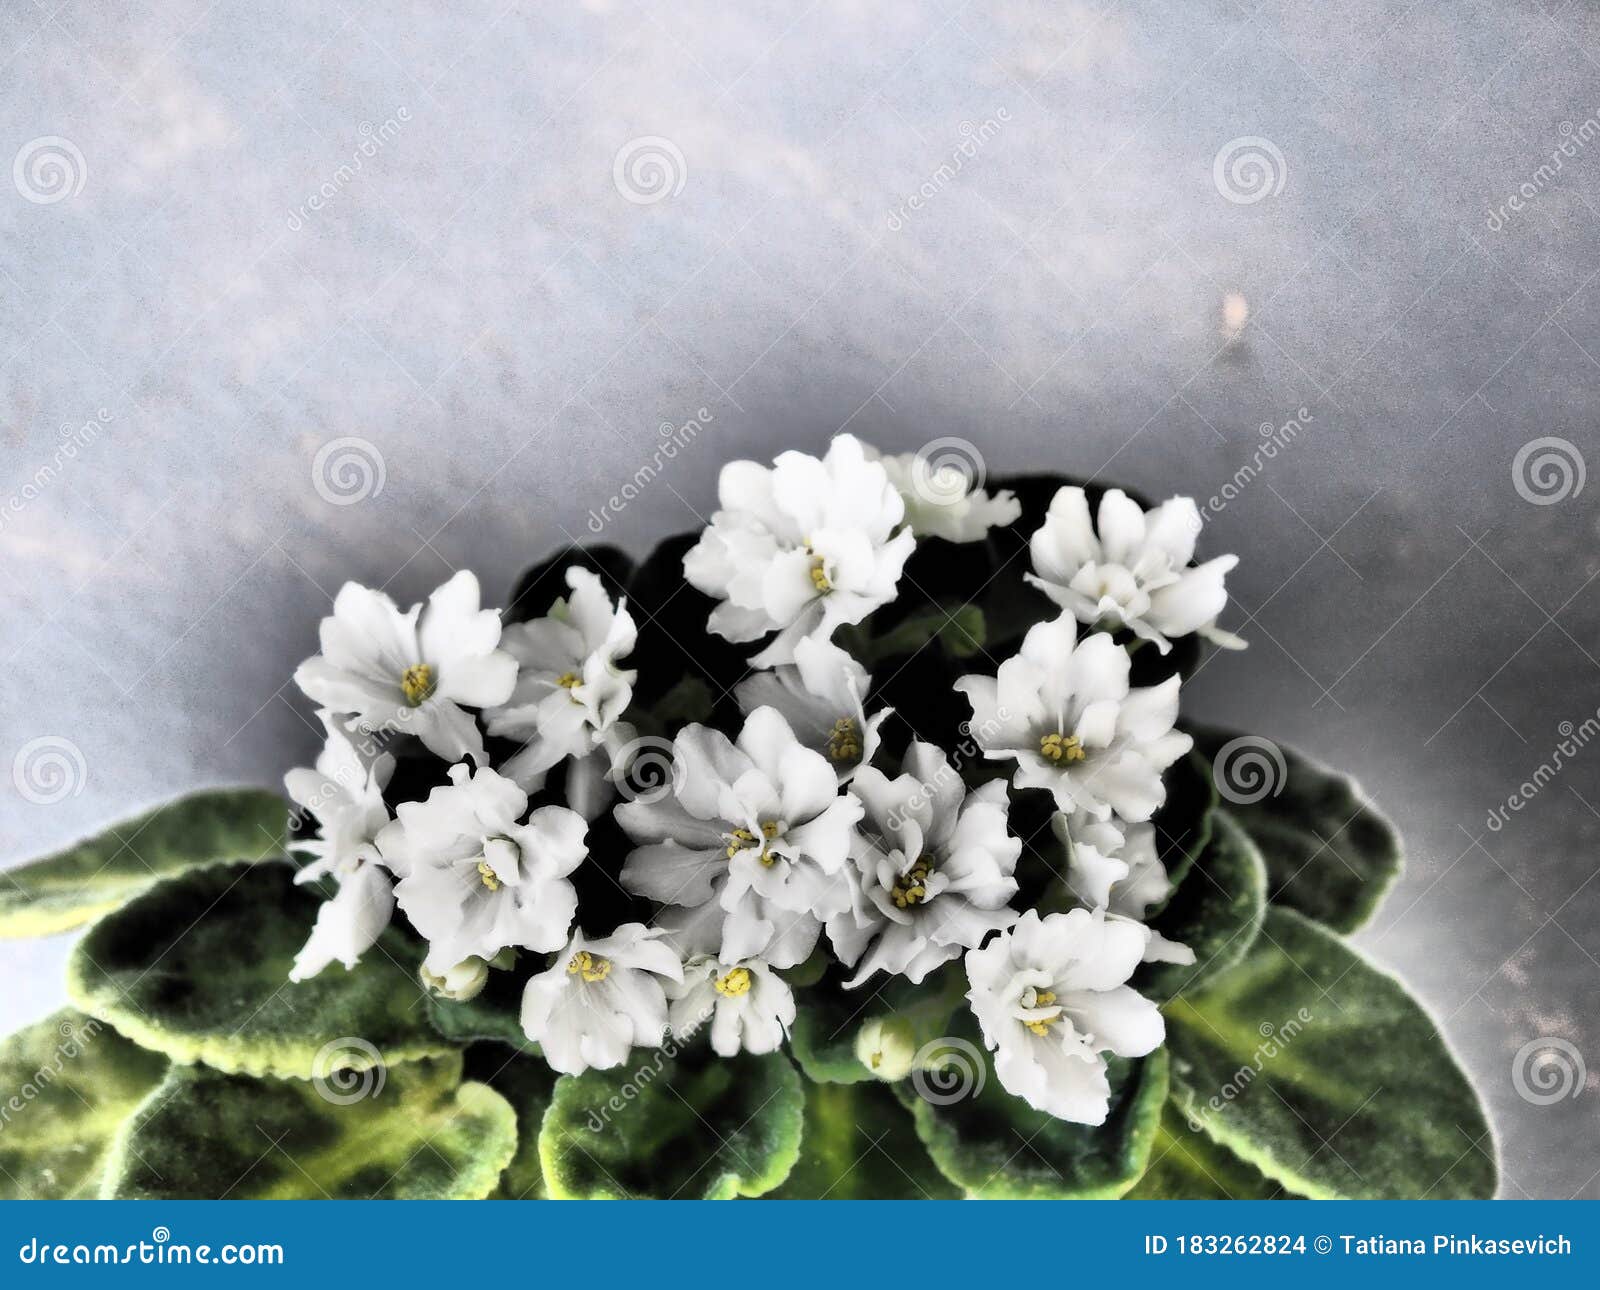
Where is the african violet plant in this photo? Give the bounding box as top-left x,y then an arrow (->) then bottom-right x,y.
0,435 -> 1495,1201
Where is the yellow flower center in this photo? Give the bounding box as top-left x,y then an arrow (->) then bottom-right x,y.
556,671 -> 581,690
1039,731 -> 1084,763
826,716 -> 861,762
567,951 -> 611,983
714,967 -> 753,998
400,663 -> 436,706
476,860 -> 500,892
1022,988 -> 1058,1037
890,857 -> 933,909
725,821 -> 781,866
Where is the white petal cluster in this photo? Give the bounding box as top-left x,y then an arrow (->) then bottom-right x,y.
733,637 -> 890,784
1053,810 -> 1194,965
864,446 -> 1021,543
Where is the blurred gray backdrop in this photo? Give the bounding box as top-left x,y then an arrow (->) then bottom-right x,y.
2,0 -> 1597,1197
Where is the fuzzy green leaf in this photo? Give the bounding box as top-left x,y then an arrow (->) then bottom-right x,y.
426,967 -> 539,1054
101,1055 -> 514,1199
481,1056 -> 559,1199
902,1037 -> 1169,1199
1191,727 -> 1401,933
68,861 -> 451,1077
0,1009 -> 168,1198
0,789 -> 286,938
769,1079 -> 958,1199
538,1047 -> 803,1199
1165,907 -> 1496,1199
1126,1105 -> 1292,1199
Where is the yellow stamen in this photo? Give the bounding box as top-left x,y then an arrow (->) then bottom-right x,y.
826,716 -> 861,762
556,670 -> 581,690
809,556 -> 831,592
400,663 -> 436,706
714,967 -> 752,998
1022,988 -> 1058,1037
1039,731 -> 1085,763
890,857 -> 933,909
726,821 -> 782,866
476,860 -> 500,892
566,950 -> 611,983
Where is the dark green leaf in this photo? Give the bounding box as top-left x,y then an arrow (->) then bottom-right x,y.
426,965 -> 539,1055
0,789 -> 286,938
860,603 -> 986,664
481,1055 -> 560,1199
1165,907 -> 1496,1199
789,964 -> 967,1085
102,1055 -> 515,1199
1125,1105 -> 1292,1199
68,861 -> 451,1077
538,1047 -> 803,1198
0,1009 -> 168,1198
1191,726 -> 1401,933
769,1079 -> 958,1199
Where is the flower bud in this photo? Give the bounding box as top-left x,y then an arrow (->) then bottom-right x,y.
420,956 -> 489,1001
855,1015 -> 917,1081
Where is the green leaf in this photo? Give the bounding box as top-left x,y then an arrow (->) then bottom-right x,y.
538,1047 -> 803,1199
426,967 -> 539,1055
902,1037 -> 1170,1199
68,861 -> 452,1077
101,1055 -> 515,1199
1165,907 -> 1496,1199
1137,811 -> 1267,1001
769,1079 -> 958,1199
0,1009 -> 168,1198
1155,749 -> 1219,901
789,964 -> 968,1085
0,789 -> 286,938
859,603 -> 986,664
1125,1105 -> 1292,1199
481,1055 -> 560,1199
1191,727 -> 1401,933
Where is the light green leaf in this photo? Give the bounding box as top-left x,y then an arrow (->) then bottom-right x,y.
0,1009 -> 168,1198
1191,727 -> 1401,933
902,1038 -> 1170,1199
1137,811 -> 1267,1001
68,861 -> 451,1077
1165,907 -> 1496,1199
1125,1105 -> 1292,1199
769,1079 -> 958,1199
101,1055 -> 515,1199
0,789 -> 286,938
483,1056 -> 559,1199
538,1047 -> 803,1199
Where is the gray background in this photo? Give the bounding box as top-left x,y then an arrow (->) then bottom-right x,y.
2,0 -> 1597,1198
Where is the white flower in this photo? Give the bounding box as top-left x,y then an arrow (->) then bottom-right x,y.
616,707 -> 863,968
827,741 -> 1020,986
285,711 -> 396,982
294,571 -> 518,765
733,636 -> 891,784
520,924 -> 683,1074
380,763 -> 587,972
954,615 -> 1191,822
683,434 -> 917,666
1026,487 -> 1243,653
484,567 -> 638,815
855,1016 -> 918,1081
965,908 -> 1164,1125
420,956 -> 490,1001
865,446 -> 1021,543
1053,810 -> 1194,965
667,955 -> 795,1057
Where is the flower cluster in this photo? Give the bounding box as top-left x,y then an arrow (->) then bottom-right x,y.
285,435 -> 1241,1124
